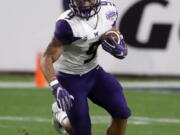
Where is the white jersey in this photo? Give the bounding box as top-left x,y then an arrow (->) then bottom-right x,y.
54,1 -> 118,75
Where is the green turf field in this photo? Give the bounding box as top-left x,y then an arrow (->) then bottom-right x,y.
0,87 -> 180,135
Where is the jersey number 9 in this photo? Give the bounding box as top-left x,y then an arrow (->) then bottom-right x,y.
84,40 -> 101,64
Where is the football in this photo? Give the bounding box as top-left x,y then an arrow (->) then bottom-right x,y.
101,30 -> 121,44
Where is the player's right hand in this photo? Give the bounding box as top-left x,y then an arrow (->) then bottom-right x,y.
101,36 -> 128,59
101,31 -> 128,59
50,80 -> 74,112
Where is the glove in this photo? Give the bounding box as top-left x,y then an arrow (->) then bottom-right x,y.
50,80 -> 74,112
101,35 -> 128,59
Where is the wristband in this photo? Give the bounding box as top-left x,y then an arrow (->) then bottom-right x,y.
49,80 -> 59,87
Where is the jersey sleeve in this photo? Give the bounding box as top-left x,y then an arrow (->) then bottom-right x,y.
110,4 -> 118,27
54,19 -> 80,45
101,1 -> 119,27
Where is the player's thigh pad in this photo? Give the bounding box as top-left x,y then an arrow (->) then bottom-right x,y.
88,67 -> 131,119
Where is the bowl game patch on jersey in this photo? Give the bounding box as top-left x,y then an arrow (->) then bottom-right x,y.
106,11 -> 117,21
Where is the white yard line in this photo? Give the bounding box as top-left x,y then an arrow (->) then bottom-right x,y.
123,81 -> 180,89
0,81 -> 180,89
0,116 -> 50,122
0,82 -> 35,88
0,116 -> 180,125
132,116 -> 180,124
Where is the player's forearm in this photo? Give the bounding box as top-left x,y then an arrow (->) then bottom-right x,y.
41,56 -> 57,83
41,37 -> 64,83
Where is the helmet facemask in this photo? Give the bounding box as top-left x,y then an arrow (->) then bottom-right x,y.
69,0 -> 101,20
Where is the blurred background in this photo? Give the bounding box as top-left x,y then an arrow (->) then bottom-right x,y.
0,0 -> 180,135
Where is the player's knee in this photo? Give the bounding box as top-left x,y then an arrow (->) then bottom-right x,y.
113,106 -> 131,119
120,106 -> 131,118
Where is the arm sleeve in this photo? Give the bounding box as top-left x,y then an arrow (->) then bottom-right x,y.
54,19 -> 79,45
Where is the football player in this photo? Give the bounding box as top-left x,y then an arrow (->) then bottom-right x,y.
41,0 -> 131,135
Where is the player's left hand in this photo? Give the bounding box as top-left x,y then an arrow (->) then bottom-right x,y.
101,36 -> 128,59
51,81 -> 74,112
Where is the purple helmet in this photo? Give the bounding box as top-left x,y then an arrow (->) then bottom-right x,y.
69,0 -> 101,19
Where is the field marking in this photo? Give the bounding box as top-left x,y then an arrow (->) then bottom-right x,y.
0,116 -> 180,125
132,116 -> 180,124
0,82 -> 35,88
123,81 -> 180,89
0,81 -> 180,90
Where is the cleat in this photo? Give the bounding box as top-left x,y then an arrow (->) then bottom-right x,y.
52,102 -> 67,134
